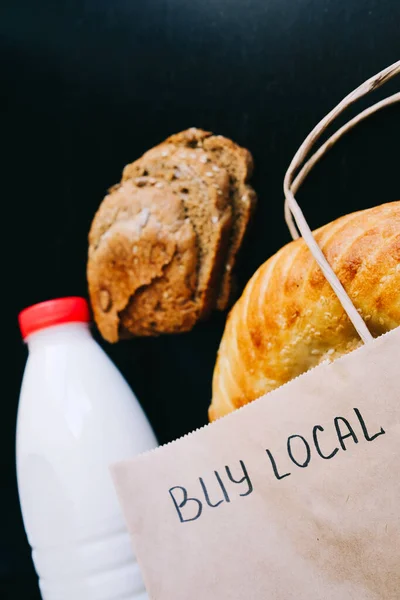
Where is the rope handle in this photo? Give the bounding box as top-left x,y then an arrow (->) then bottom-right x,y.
283,60 -> 400,344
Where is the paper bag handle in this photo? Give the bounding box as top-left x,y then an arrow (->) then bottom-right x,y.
283,60 -> 400,344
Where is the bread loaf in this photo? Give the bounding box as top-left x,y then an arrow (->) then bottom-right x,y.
88,129 -> 256,341
210,201 -> 400,421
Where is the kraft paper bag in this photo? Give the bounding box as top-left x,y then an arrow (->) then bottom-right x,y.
112,326 -> 400,600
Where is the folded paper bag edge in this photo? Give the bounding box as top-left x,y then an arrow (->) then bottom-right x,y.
110,325 -> 400,474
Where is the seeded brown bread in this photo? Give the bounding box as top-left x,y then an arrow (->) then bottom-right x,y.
122,145 -> 233,318
210,201 -> 400,421
156,128 -> 257,309
88,179 -> 199,341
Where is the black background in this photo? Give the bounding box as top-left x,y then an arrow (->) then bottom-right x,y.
2,0 -> 399,597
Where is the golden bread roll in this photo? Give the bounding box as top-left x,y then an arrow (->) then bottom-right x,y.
210,201 -> 400,421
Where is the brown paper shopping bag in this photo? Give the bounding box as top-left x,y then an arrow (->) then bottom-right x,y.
111,61 -> 400,600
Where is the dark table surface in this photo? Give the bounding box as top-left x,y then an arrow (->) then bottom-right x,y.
2,0 -> 400,597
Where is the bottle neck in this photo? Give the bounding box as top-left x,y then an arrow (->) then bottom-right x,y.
26,322 -> 92,351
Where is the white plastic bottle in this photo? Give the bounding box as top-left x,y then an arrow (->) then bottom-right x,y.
16,297 -> 157,600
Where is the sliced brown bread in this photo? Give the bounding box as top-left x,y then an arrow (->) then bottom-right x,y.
122,145 -> 233,319
88,179 -> 199,341
88,129 -> 256,341
158,128 -> 257,309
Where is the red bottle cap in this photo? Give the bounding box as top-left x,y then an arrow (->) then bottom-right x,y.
18,297 -> 91,340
